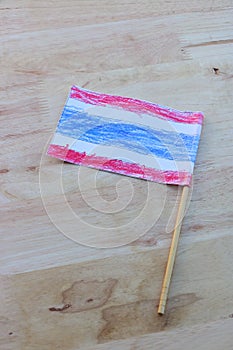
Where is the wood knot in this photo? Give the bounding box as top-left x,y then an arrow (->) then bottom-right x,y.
213,67 -> 219,75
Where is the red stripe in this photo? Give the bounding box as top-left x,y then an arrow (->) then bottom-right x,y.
70,86 -> 204,125
47,144 -> 192,186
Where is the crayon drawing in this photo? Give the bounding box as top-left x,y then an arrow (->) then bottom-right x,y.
48,86 -> 204,185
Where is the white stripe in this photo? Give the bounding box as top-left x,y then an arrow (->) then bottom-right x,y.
51,134 -> 194,173
66,97 -> 200,136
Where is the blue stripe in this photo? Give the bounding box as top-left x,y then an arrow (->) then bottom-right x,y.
56,106 -> 200,162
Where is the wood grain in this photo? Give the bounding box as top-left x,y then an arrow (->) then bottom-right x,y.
1,1 -> 233,349
84,318 -> 233,350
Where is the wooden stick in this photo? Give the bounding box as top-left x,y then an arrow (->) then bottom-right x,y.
158,185 -> 189,315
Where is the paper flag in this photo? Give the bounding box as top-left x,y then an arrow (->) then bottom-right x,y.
47,86 -> 204,186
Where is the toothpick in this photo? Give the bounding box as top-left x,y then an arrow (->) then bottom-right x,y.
158,185 -> 189,315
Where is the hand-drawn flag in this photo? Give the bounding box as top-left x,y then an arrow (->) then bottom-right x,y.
47,86 -> 204,186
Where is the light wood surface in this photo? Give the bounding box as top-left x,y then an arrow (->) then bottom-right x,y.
84,318 -> 233,350
1,1 -> 233,349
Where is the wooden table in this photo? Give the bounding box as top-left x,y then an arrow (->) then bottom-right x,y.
1,1 -> 233,349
